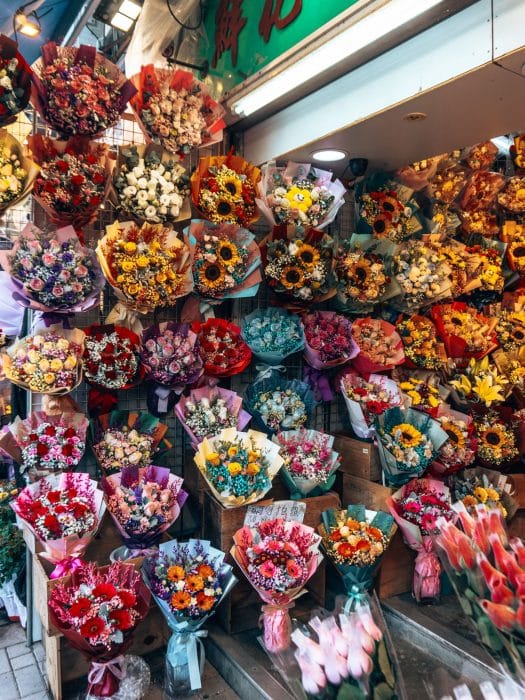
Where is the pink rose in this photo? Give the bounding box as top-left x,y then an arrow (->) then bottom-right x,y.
145,339 -> 157,352
29,278 -> 44,291
42,253 -> 56,267
52,285 -> 64,297
59,270 -> 71,282
162,344 -> 174,357
20,258 -> 33,270
75,265 -> 88,278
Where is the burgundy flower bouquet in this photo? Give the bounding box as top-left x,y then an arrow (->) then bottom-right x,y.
302,311 -> 358,370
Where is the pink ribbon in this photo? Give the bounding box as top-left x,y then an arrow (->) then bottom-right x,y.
414,539 -> 441,602
260,601 -> 295,653
88,655 -> 126,686
50,557 -> 85,580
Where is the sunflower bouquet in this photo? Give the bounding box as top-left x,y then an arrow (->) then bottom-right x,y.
449,467 -> 517,520
350,318 -> 405,375
240,307 -> 304,364
474,410 -> 520,467
0,129 -> 37,215
430,406 -> 477,477
397,315 -> 447,370
431,302 -> 498,360
375,406 -> 449,487
458,209 -> 500,238
190,153 -> 260,226
256,160 -> 346,232
495,308 -> 525,351
96,220 -> 193,314
449,356 -> 509,408
464,240 -> 505,293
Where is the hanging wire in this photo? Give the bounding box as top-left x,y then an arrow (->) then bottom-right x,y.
165,0 -> 204,31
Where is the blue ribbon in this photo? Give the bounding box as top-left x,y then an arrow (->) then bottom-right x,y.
167,627 -> 207,691
343,584 -> 368,614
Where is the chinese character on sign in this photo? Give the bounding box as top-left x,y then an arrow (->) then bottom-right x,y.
212,0 -> 248,68
259,0 -> 302,43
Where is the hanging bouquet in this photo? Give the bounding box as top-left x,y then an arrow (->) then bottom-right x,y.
429,164 -> 468,204
449,467 -> 517,520
350,318 -> 404,375
90,410 -> 169,477
48,561 -> 150,697
256,161 -> 346,232
397,315 -> 447,370
96,220 -> 193,316
387,477 -> 453,601
430,406 -> 477,476
398,376 -> 443,414
28,134 -> 111,229
459,170 -> 505,212
193,427 -> 283,508
392,239 -> 452,311
185,220 -> 262,306
111,144 -> 190,225
12,472 -> 105,578
340,371 -> 402,439
102,465 -> 187,558
319,505 -> 395,592
0,224 -> 104,315
31,42 -> 136,136
262,226 -> 336,304
2,327 -> 84,395
130,66 -> 225,156
192,318 -> 252,378
143,539 -> 236,695
175,386 -> 251,449
502,221 -> 525,275
498,176 -> 525,212
231,518 -> 323,652
0,130 -> 37,214
375,406 -> 449,487
274,429 -> 340,499
474,410 -> 520,467
241,307 -> 304,365
245,375 -> 316,435
190,153 -> 260,226
431,302 -> 498,360
301,311 -> 358,370
0,35 -> 32,126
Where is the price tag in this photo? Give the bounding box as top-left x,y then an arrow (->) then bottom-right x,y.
244,500 -> 306,527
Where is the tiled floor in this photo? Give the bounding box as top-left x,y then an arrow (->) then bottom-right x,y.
0,623 -> 49,700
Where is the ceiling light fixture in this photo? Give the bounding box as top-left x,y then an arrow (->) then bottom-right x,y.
312,149 -> 347,162
110,0 -> 142,32
14,3 -> 42,38
231,0 -> 445,118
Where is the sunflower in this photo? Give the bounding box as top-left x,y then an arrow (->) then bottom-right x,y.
200,261 -> 225,290
480,426 -> 505,448
220,174 -> 243,198
281,265 -> 305,289
381,195 -> 402,215
463,495 -> 478,507
486,487 -> 500,502
441,421 -> 466,448
214,197 -> 235,220
393,423 -> 422,448
217,240 -> 240,265
296,242 -> 319,270
372,214 -> 390,237
350,258 -> 372,286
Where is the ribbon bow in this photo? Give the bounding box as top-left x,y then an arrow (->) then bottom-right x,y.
49,557 -> 84,580
343,584 -> 368,614
106,302 -> 143,334
88,655 -> 126,689
260,601 -> 295,653
167,628 -> 207,691
414,538 -> 442,602
254,364 -> 285,383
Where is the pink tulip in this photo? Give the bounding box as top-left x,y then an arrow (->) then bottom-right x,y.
311,619 -> 347,685
480,599 -> 516,632
457,508 -> 476,538
328,617 -> 350,658
490,535 -> 524,588
346,645 -> 373,679
358,610 -> 383,642
294,649 -> 327,695
291,630 -> 325,666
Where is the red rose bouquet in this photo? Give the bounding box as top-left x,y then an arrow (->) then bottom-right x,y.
302,311 -> 358,370
0,35 -> 32,126
48,561 -> 150,697
192,318 -> 252,378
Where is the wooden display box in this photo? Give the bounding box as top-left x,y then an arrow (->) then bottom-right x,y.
203,490 -> 341,633
333,434 -> 382,482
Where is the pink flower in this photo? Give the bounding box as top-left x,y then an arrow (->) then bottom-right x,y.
59,270 -> 71,282
162,344 -> 174,357
29,278 -> 44,291
75,265 -> 88,278
20,258 -> 33,270
52,285 -> 64,297
258,560 -> 276,578
145,339 -> 157,352
42,253 -> 56,267
286,559 -> 302,579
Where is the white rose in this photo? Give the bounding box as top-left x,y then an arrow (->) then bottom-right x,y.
137,177 -> 148,189
144,206 -> 157,218
163,181 -> 175,193
163,171 -> 172,181
0,76 -> 11,88
123,186 -> 137,197
170,193 -> 182,207
133,166 -> 145,178
126,172 -> 138,186
146,190 -> 156,201
160,194 -> 171,206
136,190 -> 148,201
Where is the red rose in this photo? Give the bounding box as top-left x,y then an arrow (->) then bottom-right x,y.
92,173 -> 104,184
80,616 -> 106,639
62,444 -> 74,457
109,609 -> 133,630
72,503 -> 88,519
71,195 -> 82,206
90,196 -> 101,206
46,490 -> 61,503
29,433 -> 38,442
92,583 -> 117,600
44,425 -> 56,437
29,501 -> 46,518
67,488 -> 78,499
69,597 -> 92,618
43,514 -> 60,532
86,154 -> 97,165
63,427 -> 76,439
37,443 -> 49,457
56,160 -> 69,173
54,504 -> 67,514
71,174 -> 85,186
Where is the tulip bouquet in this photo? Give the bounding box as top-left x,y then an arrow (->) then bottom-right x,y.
387,477 -> 453,601
449,467 -> 517,520
430,406 -> 477,476
301,311 -> 358,370
241,307 -> 305,365
0,129 -> 37,214
31,42 -> 136,136
274,429 -> 340,499
231,518 -> 323,652
340,371 -> 402,439
350,318 -> 405,375
142,539 -> 236,694
192,318 -> 252,378
12,472 -> 105,578
0,35 -> 32,126
245,375 -> 316,435
434,505 -> 525,687
193,427 -> 283,508
48,561 -> 150,697
101,465 -> 187,558
175,386 -> 251,448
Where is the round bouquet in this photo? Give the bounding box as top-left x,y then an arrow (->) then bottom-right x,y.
241,307 -> 304,364
430,164 -> 468,204
498,176 -> 525,212
111,143 -> 190,225
474,410 -> 519,467
244,374 -> 316,435
449,468 -> 516,518
430,408 -> 477,476
256,160 -> 346,232
0,35 -> 32,126
397,315 -> 447,370
31,42 -> 136,136
431,302 -> 498,360
495,309 -> 525,351
0,129 -> 37,214
130,66 -> 225,156
392,239 -> 452,311
398,376 -> 443,414
0,223 -> 104,315
192,318 -> 252,378
302,311 -> 358,370
96,220 -> 193,314
501,220 -> 525,275
459,170 -> 505,212
190,153 -> 260,226
83,325 -> 142,391
28,134 -> 111,229
340,371 -> 402,439
351,318 -> 405,374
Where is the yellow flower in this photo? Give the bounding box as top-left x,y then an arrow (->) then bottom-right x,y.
285,186 -> 313,212
394,423 -> 422,448
121,260 -> 135,273
150,241 -> 161,252
44,372 -> 56,384
486,487 -> 500,502
246,462 -> 260,476
64,356 -> 77,370
220,175 -> 243,198
217,240 -> 240,266
22,362 -> 35,375
156,272 -> 167,284
227,446 -> 238,457
50,359 -> 63,372
57,338 -> 70,351
296,242 -> 320,270
136,255 -> 149,269
248,450 -> 260,461
200,262 -> 225,290
38,359 -> 50,372
126,284 -> 139,296
227,462 -> 242,476
463,495 -> 478,507
27,350 -> 40,363
474,487 -> 488,503
124,242 -> 137,254
472,376 -> 506,406
407,390 -> 422,405
281,265 -> 305,289
207,452 -> 220,466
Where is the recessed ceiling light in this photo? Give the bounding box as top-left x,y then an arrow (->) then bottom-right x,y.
312,149 -> 347,162
110,11 -> 134,31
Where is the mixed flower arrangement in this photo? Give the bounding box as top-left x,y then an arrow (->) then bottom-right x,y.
474,411 -> 519,466
350,318 -> 405,374
450,469 -> 515,518
140,321 -> 202,392
397,315 -> 446,370
334,239 -> 394,312
340,372 -> 402,439
432,302 -> 498,360
431,408 -> 477,476
0,130 -> 36,213
449,356 -> 509,407
83,325 -> 141,391
0,36 -> 32,126
393,239 -> 451,310
398,376 -> 442,413
18,416 -> 86,480
245,375 -> 315,434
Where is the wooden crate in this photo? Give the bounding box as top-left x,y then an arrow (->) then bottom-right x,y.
333,434 -> 382,481
340,472 -> 392,510
203,490 -> 341,633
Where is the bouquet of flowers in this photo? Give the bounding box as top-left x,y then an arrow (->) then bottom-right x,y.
31,42 -> 136,136
301,311 -> 358,370
142,539 -> 236,694
111,143 -> 190,225
12,472 -> 105,577
431,302 -> 498,360
449,356 -> 509,408
193,427 -> 283,508
459,169 -> 505,211
256,161 -> 346,232
96,220 -> 193,316
375,407 -> 449,487
392,239 -> 452,311
90,410 -> 169,477
28,133 -> 111,230
387,477 -> 453,601
350,318 -> 405,375
397,315 -> 447,370
340,371 -> 402,439
398,376 -> 443,414
502,220 -> 525,274
498,176 -> 525,212
449,467 -> 517,520
464,141 -> 498,170
430,406 -> 477,476
434,506 -> 525,686
319,505 -> 395,591
0,130 -> 37,214
48,561 -> 150,697
231,518 -> 323,652
262,226 -> 336,304
241,307 -> 304,364
430,164 -> 468,204
0,224 -> 104,315
130,66 -> 225,156
175,386 -> 251,448
192,318 -> 252,378
464,241 -> 505,293
274,429 -> 340,498
2,327 -> 84,395
190,153 -> 260,226
474,410 -> 520,467
459,209 -> 500,237
0,35 -> 32,126
244,374 -> 316,434
495,308 -> 525,351
102,465 -> 187,558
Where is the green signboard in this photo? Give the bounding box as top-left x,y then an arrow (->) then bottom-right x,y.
204,0 -> 359,91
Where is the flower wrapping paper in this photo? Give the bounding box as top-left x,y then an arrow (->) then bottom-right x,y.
240,307 -> 305,365
340,371 -> 403,439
